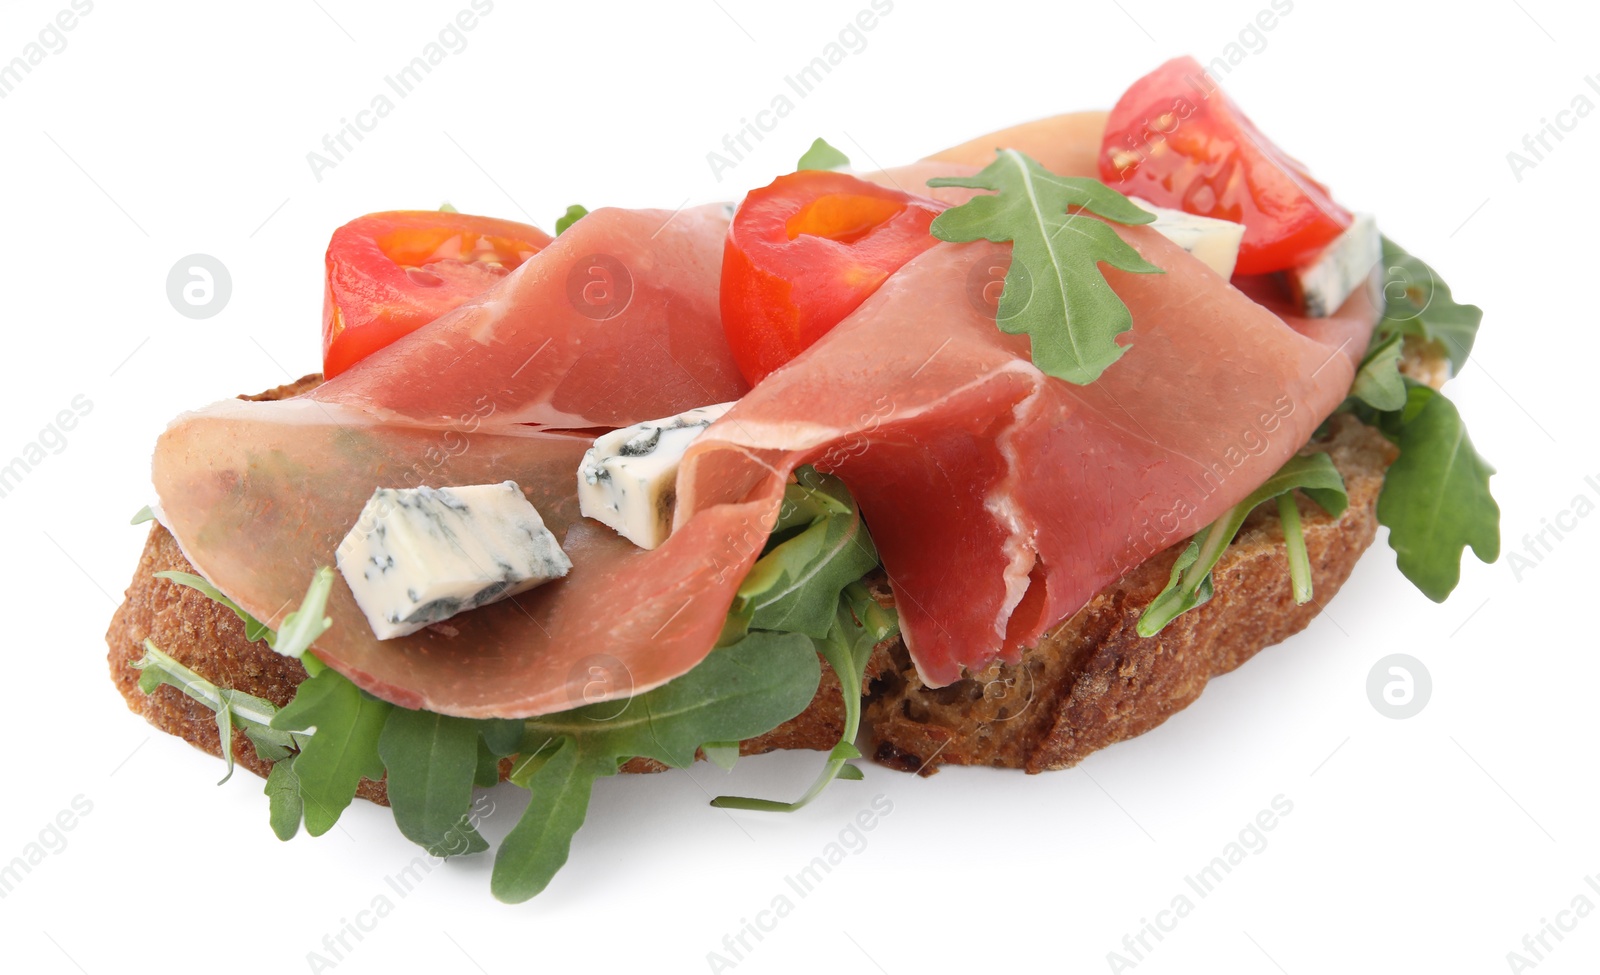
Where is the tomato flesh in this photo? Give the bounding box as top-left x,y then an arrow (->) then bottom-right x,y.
722,171 -> 945,385
1099,56 -> 1351,276
322,211 -> 552,378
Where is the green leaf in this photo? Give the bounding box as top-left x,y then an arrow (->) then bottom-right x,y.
379,708 -> 488,857
478,718 -> 525,757
797,137 -> 850,172
522,631 -> 821,769
1342,241 -> 1499,603
491,738 -> 603,903
506,735 -> 563,788
439,202 -> 459,213
245,725 -> 294,763
271,668 -> 391,837
474,739 -> 505,788
133,639 -> 296,778
1378,237 -> 1483,374
1278,494 -> 1313,605
1349,330 -> 1408,412
491,632 -> 821,902
1138,453 -> 1348,636
1137,539 -> 1214,637
131,505 -> 155,525
555,204 -> 588,235
214,702 -> 236,784
273,567 -> 334,661
738,470 -> 879,639
1376,382 -> 1500,601
702,741 -> 741,771
154,571 -> 275,646
156,566 -> 330,657
265,756 -> 303,841
713,583 -> 896,812
928,148 -> 1161,385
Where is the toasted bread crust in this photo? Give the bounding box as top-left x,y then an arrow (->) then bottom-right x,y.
106,376 -> 1399,793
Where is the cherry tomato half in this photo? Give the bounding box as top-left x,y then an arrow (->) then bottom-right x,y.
321,211 -> 553,378
1099,56 -> 1351,276
721,171 -> 946,385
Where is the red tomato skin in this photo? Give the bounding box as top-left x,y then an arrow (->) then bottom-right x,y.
1099,56 -> 1351,276
721,171 -> 945,385
321,211 -> 552,378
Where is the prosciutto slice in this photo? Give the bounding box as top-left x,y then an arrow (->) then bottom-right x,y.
309,204 -> 747,430
153,399 -> 775,715
151,206 -> 769,717
677,228 -> 1379,686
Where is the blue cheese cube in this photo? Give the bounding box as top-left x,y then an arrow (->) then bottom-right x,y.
1129,197 -> 1246,279
335,481 -> 571,640
578,403 -> 734,549
1287,213 -> 1381,318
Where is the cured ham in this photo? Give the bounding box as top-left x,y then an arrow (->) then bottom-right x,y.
153,397 -> 774,715
866,110 -> 1108,203
151,206 -> 770,717
677,228 -> 1379,686
311,204 -> 748,430
928,110 -> 1110,177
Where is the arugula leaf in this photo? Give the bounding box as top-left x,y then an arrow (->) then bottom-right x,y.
1338,241 -> 1499,601
1378,237 -> 1483,374
797,137 -> 850,172
713,583 -> 895,812
733,469 -> 879,639
479,717 -> 524,757
379,709 -> 488,857
264,757 -> 304,841
273,567 -> 334,663
1140,540 -> 1213,636
492,738 -> 597,904
708,471 -> 898,811
928,149 -> 1161,385
1348,330 -> 1407,412
271,668 -> 391,837
1138,454 -> 1348,636
156,571 -> 275,646
155,566 -> 331,661
475,740 -> 504,788
1277,494 -> 1314,605
701,741 -> 741,770
555,205 -> 588,235
1376,382 -> 1500,601
133,639 -> 295,784
491,631 -> 821,902
523,633 -> 821,768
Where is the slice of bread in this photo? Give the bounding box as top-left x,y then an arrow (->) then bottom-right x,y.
105,374 -> 1410,799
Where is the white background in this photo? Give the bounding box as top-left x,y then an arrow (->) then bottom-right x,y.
1,1 -> 1596,973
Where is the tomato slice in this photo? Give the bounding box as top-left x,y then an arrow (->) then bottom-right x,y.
721,171 -> 945,385
1098,56 -> 1351,276
321,211 -> 553,378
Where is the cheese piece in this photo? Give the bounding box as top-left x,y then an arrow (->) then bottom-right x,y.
335,481 -> 571,640
578,402 -> 735,549
1287,213 -> 1381,318
1129,197 -> 1246,279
